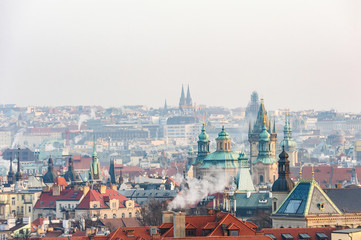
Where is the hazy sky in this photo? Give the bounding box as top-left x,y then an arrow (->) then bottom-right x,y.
1,1 -> 361,112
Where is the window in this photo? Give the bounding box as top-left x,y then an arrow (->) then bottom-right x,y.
12,198 -> 15,205
28,206 -> 31,213
122,213 -> 125,218
22,195 -> 25,201
281,233 -> 294,240
104,214 -> 107,219
21,206 -> 24,213
229,230 -> 239,236
274,202 -> 277,211
129,212 -> 132,217
299,233 -> 311,240
284,200 -> 302,214
113,214 -> 116,218
186,229 -> 196,236
260,175 -> 264,183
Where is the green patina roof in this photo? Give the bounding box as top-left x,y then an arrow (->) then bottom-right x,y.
216,125 -> 229,140
198,123 -> 209,142
259,125 -> 270,141
253,155 -> 276,164
199,151 -> 240,169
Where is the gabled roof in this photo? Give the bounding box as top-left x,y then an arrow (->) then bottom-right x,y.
34,189 -> 83,209
274,179 -> 342,216
324,188 -> 361,213
76,188 -> 137,209
160,212 -> 258,238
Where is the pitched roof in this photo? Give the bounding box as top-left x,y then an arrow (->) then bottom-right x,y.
99,217 -> 141,229
324,188 -> 361,213
274,179 -> 341,216
76,188 -> 137,209
104,226 -> 151,240
160,212 -> 258,238
263,227 -> 333,240
34,189 -> 83,209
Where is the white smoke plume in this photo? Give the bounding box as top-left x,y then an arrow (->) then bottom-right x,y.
44,143 -> 56,152
77,108 -> 96,130
11,128 -> 26,148
73,133 -> 86,144
167,167 -> 230,210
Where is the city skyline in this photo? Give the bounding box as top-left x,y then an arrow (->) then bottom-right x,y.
1,1 -> 361,112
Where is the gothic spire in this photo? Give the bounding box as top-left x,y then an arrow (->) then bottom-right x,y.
7,157 -> 15,185
109,158 -> 116,184
15,148 -> 22,182
179,84 -> 185,108
186,84 -> 192,106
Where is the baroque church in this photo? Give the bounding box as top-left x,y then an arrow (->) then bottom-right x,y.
249,100 -> 278,185
191,122 -> 254,191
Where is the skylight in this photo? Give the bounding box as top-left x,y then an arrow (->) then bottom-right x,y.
284,200 -> 302,214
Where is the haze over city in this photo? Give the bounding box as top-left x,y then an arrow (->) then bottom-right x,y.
1,0 -> 361,111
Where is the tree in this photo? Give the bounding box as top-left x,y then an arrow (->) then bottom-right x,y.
139,198 -> 168,226
247,210 -> 272,229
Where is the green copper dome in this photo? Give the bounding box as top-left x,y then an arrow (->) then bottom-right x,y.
198,123 -> 209,142
259,125 -> 270,141
217,125 -> 229,140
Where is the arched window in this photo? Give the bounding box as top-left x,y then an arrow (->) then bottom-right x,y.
129,212 -> 132,218
113,214 -> 116,218
104,214 -> 107,219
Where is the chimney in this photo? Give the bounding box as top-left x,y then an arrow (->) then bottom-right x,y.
150,227 -> 158,236
335,184 -> 342,189
162,211 -> 173,224
173,212 -> 185,238
221,223 -> 228,236
208,209 -> 214,215
246,191 -> 251,198
53,185 -> 61,196
100,185 -> 107,194
111,184 -> 117,191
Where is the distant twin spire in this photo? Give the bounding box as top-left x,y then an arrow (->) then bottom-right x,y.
179,84 -> 193,109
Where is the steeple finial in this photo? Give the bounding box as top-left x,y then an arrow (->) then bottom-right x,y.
299,164 -> 302,180
202,115 -> 205,125
273,119 -> 276,133
312,165 -> 315,180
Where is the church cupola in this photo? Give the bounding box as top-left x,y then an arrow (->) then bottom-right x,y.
272,147 -> 295,192
216,125 -> 231,151
43,156 -> 58,184
64,157 -> 78,182
197,122 -> 210,158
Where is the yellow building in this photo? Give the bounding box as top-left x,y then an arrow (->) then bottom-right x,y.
0,189 -> 41,220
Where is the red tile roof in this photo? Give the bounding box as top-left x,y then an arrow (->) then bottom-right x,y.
76,188 -> 138,209
34,189 -> 83,209
263,227 -> 334,240
55,177 -> 68,186
104,226 -> 151,240
160,212 -> 258,238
